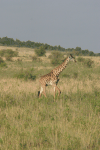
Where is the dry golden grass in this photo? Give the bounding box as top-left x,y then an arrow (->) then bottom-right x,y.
0,46 -> 100,149
0,77 -> 99,101
0,46 -> 17,51
0,78 -> 39,95
0,46 -> 100,65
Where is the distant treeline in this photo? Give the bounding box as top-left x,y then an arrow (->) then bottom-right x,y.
0,37 -> 100,56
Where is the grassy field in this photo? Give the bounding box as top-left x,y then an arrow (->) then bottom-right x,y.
0,46 -> 100,150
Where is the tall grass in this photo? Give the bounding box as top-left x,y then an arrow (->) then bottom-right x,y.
0,57 -> 7,67
0,47 -> 100,149
0,84 -> 100,150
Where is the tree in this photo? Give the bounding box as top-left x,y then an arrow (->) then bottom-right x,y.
35,46 -> 46,56
75,47 -> 81,51
50,51 -> 64,65
89,51 -> 95,56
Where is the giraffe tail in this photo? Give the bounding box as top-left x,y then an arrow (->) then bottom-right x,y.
38,91 -> 40,97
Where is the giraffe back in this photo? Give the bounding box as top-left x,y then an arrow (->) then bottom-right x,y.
39,71 -> 59,86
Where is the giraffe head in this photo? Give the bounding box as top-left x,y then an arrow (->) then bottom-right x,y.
69,54 -> 76,62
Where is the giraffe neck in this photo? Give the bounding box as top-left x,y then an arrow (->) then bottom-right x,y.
52,57 -> 69,76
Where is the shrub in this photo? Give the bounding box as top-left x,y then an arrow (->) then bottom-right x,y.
35,46 -> 46,56
73,72 -> 78,79
6,49 -> 18,57
0,49 -> 18,57
0,57 -> 4,63
62,74 -> 70,78
50,51 -> 64,66
0,50 -> 5,56
84,59 -> 94,68
17,58 -> 22,62
0,57 -> 7,67
16,58 -> 22,65
77,57 -> 85,62
5,54 -> 13,61
31,55 -> 42,62
0,49 -> 18,61
77,57 -> 94,68
14,68 -> 36,81
48,54 -> 52,59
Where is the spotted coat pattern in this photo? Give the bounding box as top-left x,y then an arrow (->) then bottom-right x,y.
38,55 -> 76,100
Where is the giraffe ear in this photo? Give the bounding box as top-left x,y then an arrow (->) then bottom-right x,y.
70,54 -> 73,58
69,54 -> 76,62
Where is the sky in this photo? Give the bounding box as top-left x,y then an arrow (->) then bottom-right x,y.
0,0 -> 100,53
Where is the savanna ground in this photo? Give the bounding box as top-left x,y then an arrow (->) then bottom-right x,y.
0,46 -> 100,150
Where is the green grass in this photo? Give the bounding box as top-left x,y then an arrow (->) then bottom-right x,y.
0,90 -> 100,150
0,52 -> 100,150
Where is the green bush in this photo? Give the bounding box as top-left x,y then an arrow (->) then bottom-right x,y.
77,57 -> 94,68
62,72 -> 78,79
77,57 -> 85,62
84,59 -> 94,68
62,74 -> 70,78
35,46 -> 46,56
0,49 -> 18,57
0,50 -> 4,56
31,55 -> 42,62
48,54 -> 52,59
73,72 -> 78,79
14,68 -> 36,81
50,51 -> 64,66
17,58 -> 22,62
0,49 -> 18,61
0,57 -> 7,67
5,54 -> 13,61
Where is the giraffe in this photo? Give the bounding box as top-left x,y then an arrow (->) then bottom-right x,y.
38,54 -> 76,100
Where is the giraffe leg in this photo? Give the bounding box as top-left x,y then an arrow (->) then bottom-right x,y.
54,86 -> 56,101
53,85 -> 61,100
39,86 -> 43,98
55,86 -> 61,96
38,91 -> 40,97
39,86 -> 47,98
42,86 -> 47,98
